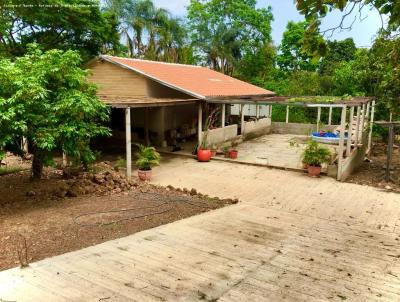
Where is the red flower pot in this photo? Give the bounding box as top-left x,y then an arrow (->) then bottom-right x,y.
138,169 -> 152,181
197,149 -> 212,162
229,150 -> 238,159
307,165 -> 321,178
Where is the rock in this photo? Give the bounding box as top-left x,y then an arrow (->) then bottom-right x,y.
385,185 -> 392,190
104,171 -> 113,181
54,188 -> 68,198
26,191 -> 36,197
66,189 -> 78,197
190,188 -> 197,196
66,184 -> 83,197
92,174 -> 104,184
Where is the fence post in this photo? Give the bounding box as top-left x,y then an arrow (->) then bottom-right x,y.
286,105 -> 289,123
337,105 -> 347,181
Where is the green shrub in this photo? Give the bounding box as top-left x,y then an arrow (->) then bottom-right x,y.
135,144 -> 161,171
302,141 -> 331,167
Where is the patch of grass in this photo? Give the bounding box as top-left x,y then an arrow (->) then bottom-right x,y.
0,167 -> 25,176
288,95 -> 352,104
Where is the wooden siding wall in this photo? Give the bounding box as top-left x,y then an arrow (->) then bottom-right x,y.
87,60 -> 193,99
87,60 -> 148,97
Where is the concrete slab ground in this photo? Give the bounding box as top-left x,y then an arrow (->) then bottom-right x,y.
1,157 -> 400,301
158,134 -> 339,172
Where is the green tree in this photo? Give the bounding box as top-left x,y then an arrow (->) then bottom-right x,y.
187,0 -> 273,75
0,45 -> 110,179
296,0 -> 399,115
105,0 -> 192,63
319,38 -> 357,75
277,21 -> 325,71
332,49 -> 370,96
0,0 -> 120,60
368,34 -> 400,115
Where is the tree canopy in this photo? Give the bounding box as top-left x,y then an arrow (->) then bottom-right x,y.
277,21 -> 323,72
0,0 -> 120,60
104,0 -> 193,63
187,0 -> 273,75
0,45 -> 110,179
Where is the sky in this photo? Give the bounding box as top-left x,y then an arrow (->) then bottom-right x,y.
153,0 -> 384,48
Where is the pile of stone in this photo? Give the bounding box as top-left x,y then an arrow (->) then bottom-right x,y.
52,162 -> 138,199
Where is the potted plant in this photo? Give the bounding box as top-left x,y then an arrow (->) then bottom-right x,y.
301,141 -> 331,177
135,144 -> 161,181
210,144 -> 217,157
197,131 -> 212,162
229,149 -> 238,159
223,146 -> 230,158
197,107 -> 219,162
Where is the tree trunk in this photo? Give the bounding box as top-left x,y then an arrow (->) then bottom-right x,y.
31,148 -> 44,180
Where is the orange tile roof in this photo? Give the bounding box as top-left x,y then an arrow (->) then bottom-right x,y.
100,55 -> 275,99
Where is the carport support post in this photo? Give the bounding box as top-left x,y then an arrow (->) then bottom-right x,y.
256,105 -> 260,119
367,100 -> 375,155
337,105 -> 347,181
317,107 -> 321,132
144,107 -> 150,146
241,104 -> 245,135
221,104 -> 225,128
346,106 -> 354,157
198,103 -> 203,146
125,107 -> 132,180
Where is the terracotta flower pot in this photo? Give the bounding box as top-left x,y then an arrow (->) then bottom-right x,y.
307,165 -> 321,178
138,169 -> 152,181
197,149 -> 212,162
229,150 -> 238,159
210,150 -> 217,157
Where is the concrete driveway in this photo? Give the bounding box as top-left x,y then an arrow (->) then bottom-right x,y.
1,156 -> 400,301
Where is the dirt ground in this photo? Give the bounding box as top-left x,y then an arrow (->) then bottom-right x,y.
0,163 -> 237,271
347,142 -> 400,193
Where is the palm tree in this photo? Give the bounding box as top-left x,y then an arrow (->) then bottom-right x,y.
203,23 -> 241,75
104,0 -> 190,62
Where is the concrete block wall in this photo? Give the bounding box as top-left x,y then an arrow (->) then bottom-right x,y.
243,118 -> 271,136
271,122 -> 339,135
203,124 -> 238,147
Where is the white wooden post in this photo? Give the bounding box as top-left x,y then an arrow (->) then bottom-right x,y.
221,104 -> 225,128
198,103 -> 203,146
367,100 -> 375,155
125,107 -> 132,180
346,106 -> 354,156
269,105 -> 272,118
241,104 -> 245,135
286,105 -> 289,123
354,106 -> 361,147
360,103 -> 366,144
256,105 -> 260,119
62,152 -> 67,168
337,105 -> 347,181
22,137 -> 28,153
317,107 -> 321,132
328,107 -> 333,126
366,102 -> 370,122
